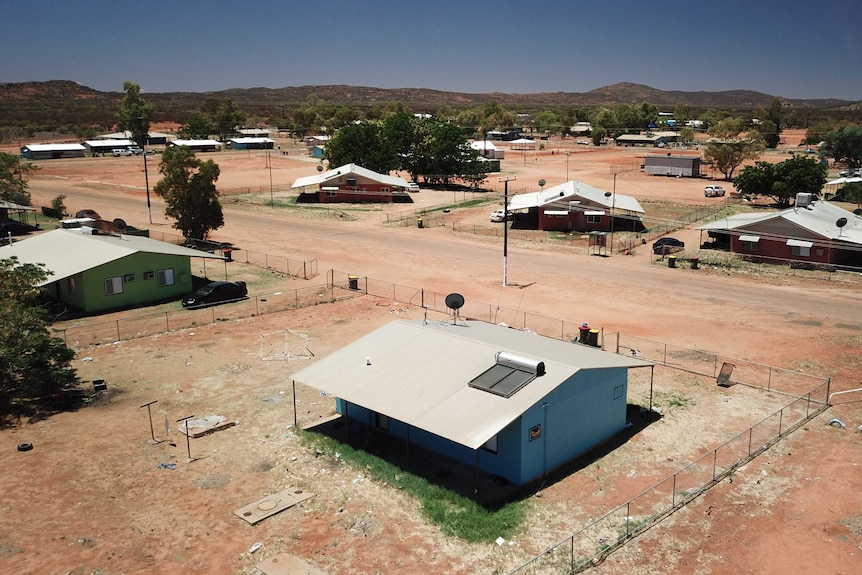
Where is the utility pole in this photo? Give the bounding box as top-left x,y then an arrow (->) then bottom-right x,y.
499,176 -> 516,286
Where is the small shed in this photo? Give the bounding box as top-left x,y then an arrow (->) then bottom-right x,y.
169,139 -> 222,152
20,143 -> 86,160
644,154 -> 705,177
228,137 -> 274,150
615,134 -> 668,148
84,139 -> 136,156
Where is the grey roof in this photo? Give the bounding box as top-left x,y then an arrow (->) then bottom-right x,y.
291,319 -> 649,450
509,180 -> 645,214
697,200 -> 862,245
170,139 -> 222,147
0,228 -> 224,285
292,163 -> 409,190
0,200 -> 36,211
84,139 -> 135,148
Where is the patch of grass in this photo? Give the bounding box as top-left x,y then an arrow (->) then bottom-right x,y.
300,431 -> 527,543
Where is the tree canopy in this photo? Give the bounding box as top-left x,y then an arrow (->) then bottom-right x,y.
0,151 -> 37,206
820,124 -> 862,169
733,156 -> 826,208
323,116 -> 489,186
153,146 -> 223,240
0,257 -> 77,419
115,81 -> 155,148
703,118 -> 766,180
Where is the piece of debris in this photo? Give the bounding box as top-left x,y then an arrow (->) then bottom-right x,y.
157,462 -> 177,470
248,541 -> 262,554
495,536 -> 506,546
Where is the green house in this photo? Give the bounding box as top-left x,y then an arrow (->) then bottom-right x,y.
2,228 -> 225,313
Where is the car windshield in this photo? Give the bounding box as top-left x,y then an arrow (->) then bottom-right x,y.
197,285 -> 216,295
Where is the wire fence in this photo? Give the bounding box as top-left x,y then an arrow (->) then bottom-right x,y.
505,336 -> 830,575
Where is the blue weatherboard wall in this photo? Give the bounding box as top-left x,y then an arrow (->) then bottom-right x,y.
334,365 -> 629,486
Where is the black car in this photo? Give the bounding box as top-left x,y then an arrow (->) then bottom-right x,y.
181,281 -> 248,308
0,221 -> 40,236
652,237 -> 685,255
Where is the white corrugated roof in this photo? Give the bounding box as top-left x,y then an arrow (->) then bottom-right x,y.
697,201 -> 862,245
470,141 -> 499,151
22,143 -> 86,151
291,163 -> 409,190
291,320 -> 649,450
229,137 -> 274,144
0,228 -> 224,285
170,139 -> 222,147
84,139 -> 135,147
509,181 -> 645,214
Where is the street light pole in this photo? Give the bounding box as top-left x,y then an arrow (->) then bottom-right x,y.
499,176 -> 516,286
605,172 -> 618,255
268,147 -> 274,207
138,118 -> 152,224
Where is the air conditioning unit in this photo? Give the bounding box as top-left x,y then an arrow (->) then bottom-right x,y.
796,193 -> 813,207
80,226 -> 97,235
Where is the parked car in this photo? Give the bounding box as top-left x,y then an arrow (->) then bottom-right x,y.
127,146 -> 145,155
577,140 -> 590,145
112,148 -> 133,157
489,209 -> 514,222
704,185 -> 726,197
406,182 -> 420,193
652,237 -> 685,255
0,221 -> 40,236
181,281 -> 248,308
75,209 -> 101,220
838,168 -> 860,178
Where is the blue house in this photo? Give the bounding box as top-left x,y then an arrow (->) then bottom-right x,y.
291,319 -> 650,487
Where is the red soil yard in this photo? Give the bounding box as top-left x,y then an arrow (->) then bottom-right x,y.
1,130 -> 861,575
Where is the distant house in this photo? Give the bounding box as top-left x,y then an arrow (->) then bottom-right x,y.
97,131 -> 168,145
470,140 -> 505,160
169,139 -> 222,152
228,137 -> 274,150
509,181 -> 646,233
291,319 -> 650,487
236,128 -> 272,137
20,143 -> 86,160
615,134 -> 667,148
1,228 -> 225,313
643,154 -> 705,177
83,139 -> 136,156
697,198 -> 862,266
291,163 -> 411,204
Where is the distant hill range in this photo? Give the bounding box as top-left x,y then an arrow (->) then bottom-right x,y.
0,80 -> 859,128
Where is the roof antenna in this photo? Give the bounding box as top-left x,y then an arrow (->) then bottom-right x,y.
445,292 -> 465,325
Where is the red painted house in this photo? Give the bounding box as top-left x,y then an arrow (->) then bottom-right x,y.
291,163 -> 412,204
509,181 -> 646,233
697,197 -> 862,267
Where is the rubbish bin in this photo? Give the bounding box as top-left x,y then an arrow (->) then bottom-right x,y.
348,275 -> 359,290
587,329 -> 600,347
417,218 -> 424,229
668,255 -> 677,268
578,323 -> 590,344
690,257 -> 699,270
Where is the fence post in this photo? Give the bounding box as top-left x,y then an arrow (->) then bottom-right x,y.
767,367 -> 772,392
165,311 -> 169,332
303,261 -> 307,280
116,320 -> 120,342
712,449 -> 718,481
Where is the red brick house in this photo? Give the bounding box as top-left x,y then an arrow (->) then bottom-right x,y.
291,164 -> 412,204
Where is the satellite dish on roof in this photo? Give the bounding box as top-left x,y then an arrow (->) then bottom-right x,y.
445,292 -> 464,324
113,218 -> 127,231
837,217 -> 848,237
316,164 -> 324,172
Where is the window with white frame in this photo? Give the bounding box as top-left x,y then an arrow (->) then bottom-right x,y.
586,215 -> 601,224
791,245 -> 811,257
104,276 -> 123,295
157,268 -> 175,287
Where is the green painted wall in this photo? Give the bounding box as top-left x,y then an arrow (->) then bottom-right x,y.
54,253 -> 196,313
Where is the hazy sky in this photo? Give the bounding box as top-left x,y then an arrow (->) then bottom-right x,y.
2,0 -> 860,100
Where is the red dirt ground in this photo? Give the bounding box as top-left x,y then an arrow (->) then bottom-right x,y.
1,131 -> 861,575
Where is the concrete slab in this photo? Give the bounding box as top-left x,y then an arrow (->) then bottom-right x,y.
233,487 -> 315,525
257,553 -> 328,575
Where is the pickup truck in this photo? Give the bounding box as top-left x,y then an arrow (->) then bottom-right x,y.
704,185 -> 726,197
112,146 -> 144,157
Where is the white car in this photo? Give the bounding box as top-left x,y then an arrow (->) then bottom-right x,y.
704,185 -> 726,197
406,182 -> 420,193
489,209 -> 514,222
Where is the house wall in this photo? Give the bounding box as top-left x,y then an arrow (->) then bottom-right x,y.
731,219 -> 832,264
316,175 -> 398,203
644,157 -> 701,177
519,368 -> 628,484
56,252 -> 195,313
335,366 -> 630,487
22,148 -> 86,160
